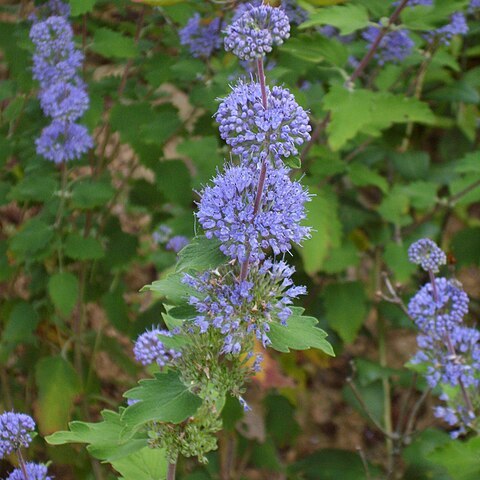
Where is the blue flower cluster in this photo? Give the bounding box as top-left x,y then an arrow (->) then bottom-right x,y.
408,277 -> 469,336
0,412 -> 36,458
133,328 -> 182,367
408,239 -> 479,436
30,2 -> 93,163
408,238 -> 447,273
179,14 -> 223,58
6,462 -> 52,480
183,260 -> 306,354
224,4 -> 290,61
362,26 -> 414,65
216,81 -> 311,163
435,12 -> 469,45
197,165 -> 310,262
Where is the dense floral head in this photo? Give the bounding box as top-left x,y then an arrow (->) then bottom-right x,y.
165,236 -> 189,253
408,277 -> 469,336
30,16 -> 84,85
362,26 -> 414,65
434,12 -> 469,45
179,14 -> 223,58
6,462 -> 53,480
413,326 -> 480,389
133,328 -> 182,367
224,4 -> 290,61
393,0 -> 432,6
39,80 -> 89,122
216,81 -> 311,163
471,0 -> 480,11
281,0 -> 308,26
408,238 -> 447,273
183,259 -> 306,354
197,164 -> 310,263
36,120 -> 93,164
0,412 -> 36,458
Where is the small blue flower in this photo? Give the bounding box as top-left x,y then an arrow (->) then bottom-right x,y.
408,238 -> 447,273
6,462 -> 52,480
216,80 -> 311,163
179,14 -> 223,58
0,412 -> 36,458
408,277 -> 469,336
224,4 -> 290,61
133,328 -> 182,367
197,164 -> 310,263
362,26 -> 414,65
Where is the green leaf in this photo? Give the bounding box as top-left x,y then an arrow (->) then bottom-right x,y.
177,136 -> 222,187
46,409 -> 148,461
8,176 -> 57,202
300,4 -> 370,35
348,163 -> 389,193
268,307 -> 334,356
323,86 -> 435,150
69,0 -> 96,16
290,448 -> 382,479
112,447 -> 168,480
428,436 -> 480,480
71,180 -> 115,209
48,272 -> 79,316
176,236 -> 226,272
298,186 -> 341,275
64,233 -> 105,261
122,371 -> 202,435
91,28 -> 137,59
377,186 -> 411,226
2,302 -> 40,345
280,36 -> 348,67
10,218 -> 54,258
384,243 -> 416,283
323,282 -> 368,343
35,356 -> 81,434
141,273 -> 193,305
451,228 -> 480,267
140,106 -> 181,146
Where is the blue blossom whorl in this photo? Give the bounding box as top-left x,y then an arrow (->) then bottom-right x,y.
216,81 -> 311,163
224,4 -> 290,61
196,164 -> 310,263
0,412 -> 36,458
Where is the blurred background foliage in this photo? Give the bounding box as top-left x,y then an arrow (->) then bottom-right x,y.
1,0 -> 480,478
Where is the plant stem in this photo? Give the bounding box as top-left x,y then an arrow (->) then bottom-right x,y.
167,462 -> 177,480
239,57 -> 269,282
16,449 -> 30,480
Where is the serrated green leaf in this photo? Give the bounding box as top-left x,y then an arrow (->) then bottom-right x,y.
35,356 -> 81,434
280,36 -> 348,67
176,236 -> 226,273
428,436 -> 480,480
71,180 -> 115,209
64,233 -> 105,261
323,86 -> 435,150
268,307 -> 334,356
91,28 -> 137,59
323,282 -> 368,344
122,371 -> 202,435
48,272 -> 79,316
142,273 -> 193,304
46,409 -> 148,461
112,447 -> 168,480
348,163 -> 389,193
298,186 -> 341,275
300,4 -> 370,35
